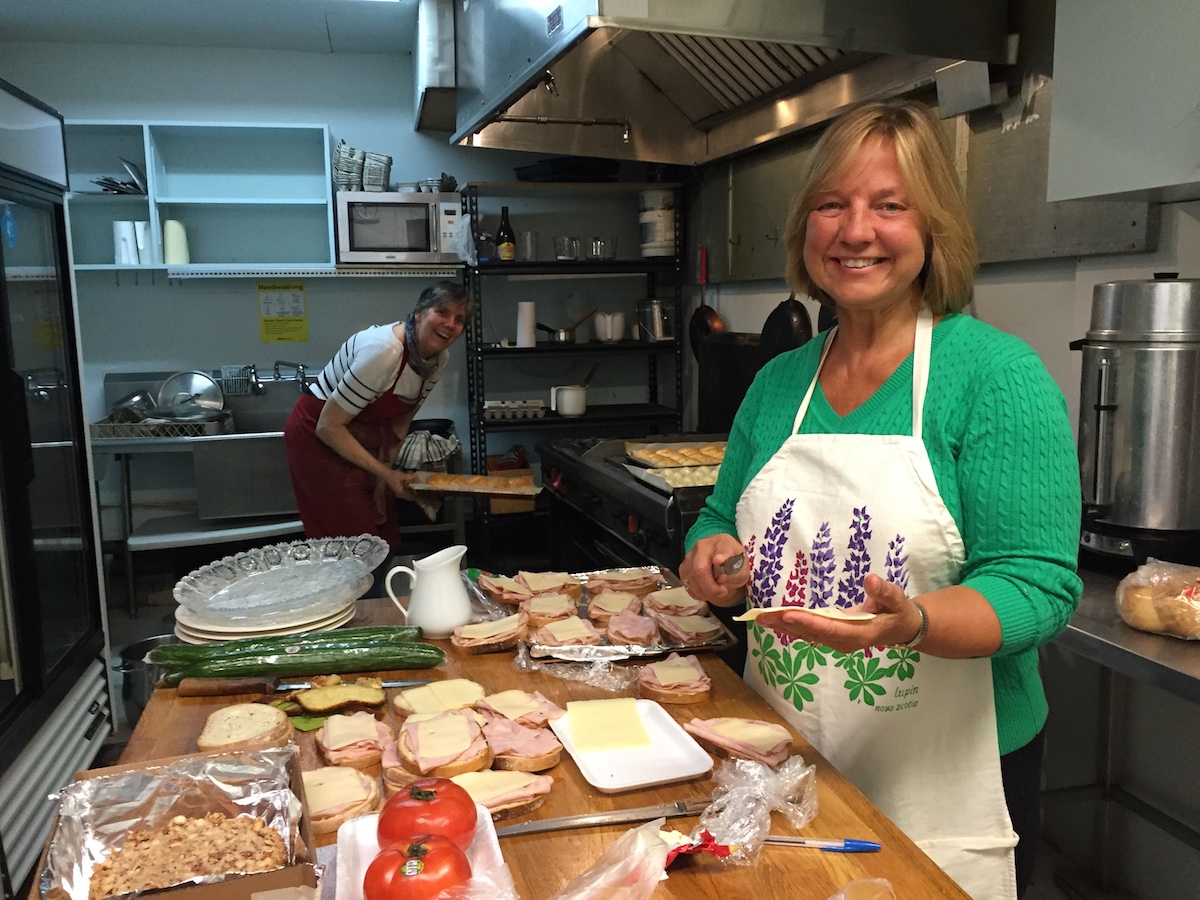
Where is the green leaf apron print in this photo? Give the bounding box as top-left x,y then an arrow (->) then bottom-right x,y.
734,310 -> 1017,899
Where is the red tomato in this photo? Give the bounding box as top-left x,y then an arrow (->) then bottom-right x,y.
377,777 -> 478,852
363,834 -> 472,900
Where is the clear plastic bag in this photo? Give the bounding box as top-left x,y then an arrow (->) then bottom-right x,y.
547,817 -> 672,900
827,879 -> 896,900
511,641 -> 640,692
695,755 -> 817,865
1115,558 -> 1200,639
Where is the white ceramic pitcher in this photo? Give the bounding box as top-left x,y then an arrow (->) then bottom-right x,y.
385,544 -> 472,639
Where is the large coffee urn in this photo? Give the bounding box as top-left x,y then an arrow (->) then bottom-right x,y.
1075,275 -> 1200,564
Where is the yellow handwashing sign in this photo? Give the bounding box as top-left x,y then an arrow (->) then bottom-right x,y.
257,282 -> 308,343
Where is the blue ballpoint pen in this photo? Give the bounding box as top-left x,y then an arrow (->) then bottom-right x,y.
764,836 -> 882,853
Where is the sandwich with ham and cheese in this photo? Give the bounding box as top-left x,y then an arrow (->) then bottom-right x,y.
450,611 -> 527,653
605,607 -> 660,647
315,710 -> 394,769
393,678 -> 487,717
481,716 -> 563,771
585,590 -> 640,624
643,586 -> 709,617
516,570 -> 582,600
653,612 -> 724,646
477,574 -> 534,605
518,592 -> 577,629
476,689 -> 565,728
396,708 -> 493,778
683,717 -> 793,767
585,568 -> 661,597
450,769 -> 554,820
531,616 -> 603,646
637,653 -> 710,704
301,765 -> 380,834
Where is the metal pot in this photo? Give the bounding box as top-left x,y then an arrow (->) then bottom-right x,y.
114,634 -> 179,727
537,323 -> 575,344
110,390 -> 156,423
635,298 -> 673,342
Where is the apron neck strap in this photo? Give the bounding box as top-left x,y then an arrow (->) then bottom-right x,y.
792,308 -> 935,437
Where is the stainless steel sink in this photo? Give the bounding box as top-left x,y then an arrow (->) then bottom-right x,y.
223,380 -> 303,434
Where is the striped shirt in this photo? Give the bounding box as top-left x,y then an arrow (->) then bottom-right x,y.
309,322 -> 448,415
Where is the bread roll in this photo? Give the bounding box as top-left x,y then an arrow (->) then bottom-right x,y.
1116,561 -> 1200,638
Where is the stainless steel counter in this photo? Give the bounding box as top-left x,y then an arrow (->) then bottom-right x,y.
1057,567 -> 1200,704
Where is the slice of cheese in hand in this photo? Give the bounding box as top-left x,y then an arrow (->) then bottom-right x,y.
459,614 -> 522,640
566,698 -> 650,752
734,606 -> 876,622
302,766 -> 368,813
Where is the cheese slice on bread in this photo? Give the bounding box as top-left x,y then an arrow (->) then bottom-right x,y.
301,765 -> 380,834
637,653 -> 710,704
393,678 -> 487,716
450,612 -> 527,653
450,769 -> 554,820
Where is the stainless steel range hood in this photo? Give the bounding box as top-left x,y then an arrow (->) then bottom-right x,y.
452,0 -> 1011,165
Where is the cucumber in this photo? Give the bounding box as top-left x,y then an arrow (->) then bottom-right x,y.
159,642 -> 445,686
148,626 -> 424,667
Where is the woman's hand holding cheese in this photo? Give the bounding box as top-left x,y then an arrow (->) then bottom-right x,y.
679,533 -> 748,605
752,574 -> 921,652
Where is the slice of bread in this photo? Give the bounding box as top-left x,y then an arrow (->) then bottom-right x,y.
295,682 -> 386,715
382,763 -> 422,798
638,680 -> 710,705
492,745 -> 561,772
449,631 -> 521,654
196,703 -> 292,753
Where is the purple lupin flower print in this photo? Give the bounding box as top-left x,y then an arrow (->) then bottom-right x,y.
885,534 -> 911,594
809,522 -> 836,608
836,506 -> 872,609
743,536 -> 759,606
750,501 -> 793,607
777,549 -> 810,649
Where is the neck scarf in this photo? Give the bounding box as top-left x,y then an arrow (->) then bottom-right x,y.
403,311 -> 438,379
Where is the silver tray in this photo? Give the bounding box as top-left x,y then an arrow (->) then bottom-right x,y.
173,535 -> 388,620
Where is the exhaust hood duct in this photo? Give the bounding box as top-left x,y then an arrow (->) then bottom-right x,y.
452,0 -> 1010,165
414,0 -> 456,133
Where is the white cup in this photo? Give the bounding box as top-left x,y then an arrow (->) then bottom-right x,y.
594,312 -> 625,342
551,384 -> 587,417
113,221 -> 138,265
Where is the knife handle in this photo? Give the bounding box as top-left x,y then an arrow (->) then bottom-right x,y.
176,676 -> 279,697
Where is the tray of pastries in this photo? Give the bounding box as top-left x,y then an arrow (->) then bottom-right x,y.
410,471 -> 541,498
624,441 -> 726,468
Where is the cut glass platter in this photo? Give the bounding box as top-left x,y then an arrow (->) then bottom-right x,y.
173,535 -> 387,619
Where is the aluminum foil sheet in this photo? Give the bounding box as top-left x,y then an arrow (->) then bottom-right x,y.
40,747 -> 303,900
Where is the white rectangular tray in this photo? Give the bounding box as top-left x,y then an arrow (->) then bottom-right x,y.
549,699 -> 713,793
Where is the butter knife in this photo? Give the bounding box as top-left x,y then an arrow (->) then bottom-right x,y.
665,552 -> 745,590
494,798 -> 709,838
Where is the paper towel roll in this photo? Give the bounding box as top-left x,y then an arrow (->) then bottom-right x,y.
517,301 -> 537,348
113,221 -> 137,265
163,219 -> 190,265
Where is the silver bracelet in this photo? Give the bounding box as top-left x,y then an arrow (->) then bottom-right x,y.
903,601 -> 929,649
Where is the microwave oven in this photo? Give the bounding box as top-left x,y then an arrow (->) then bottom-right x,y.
335,190 -> 462,264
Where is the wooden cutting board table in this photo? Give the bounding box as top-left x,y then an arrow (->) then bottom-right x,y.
120,598 -> 969,899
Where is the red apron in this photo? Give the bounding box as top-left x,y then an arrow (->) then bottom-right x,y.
283,348 -> 420,546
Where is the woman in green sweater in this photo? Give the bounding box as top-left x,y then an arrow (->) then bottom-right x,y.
680,99 -> 1081,900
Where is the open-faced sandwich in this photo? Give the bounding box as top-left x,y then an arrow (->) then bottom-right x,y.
477,573 -> 534,605
643,586 -> 709,617
476,689 -> 565,728
450,611 -> 527,653
481,717 -> 563,772
196,702 -> 293,753
637,653 -> 710,704
393,678 -> 487,717
396,708 -> 493,778
653,612 -> 724,646
301,765 -> 380,834
531,616 -> 603,646
450,769 -> 554,820
683,717 -> 792,766
585,568 -> 661,597
315,710 -> 394,769
291,676 -> 387,716
516,570 -> 583,600
519,592 -> 577,628
605,607 -> 661,646
585,590 -> 641,624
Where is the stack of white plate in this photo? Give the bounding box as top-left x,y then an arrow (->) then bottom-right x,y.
171,536 -> 388,643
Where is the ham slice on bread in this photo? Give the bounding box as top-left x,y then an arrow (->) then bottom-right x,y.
301,765 -> 380,834
481,716 -> 563,772
478,574 -> 534,605
516,570 -> 582,600
393,678 -> 487,717
450,769 -> 554,820
637,653 -> 710,704
653,612 -> 723,645
476,689 -> 565,727
585,568 -> 661,597
450,611 -> 527,653
519,592 -> 577,628
532,616 -> 602,646
643,586 -> 708,617
684,717 -> 792,766
605,608 -> 661,646
315,710 -> 393,769
585,590 -> 641,624
398,708 -> 493,777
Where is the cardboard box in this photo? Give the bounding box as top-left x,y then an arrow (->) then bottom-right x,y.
34,749 -> 319,900
488,466 -> 537,515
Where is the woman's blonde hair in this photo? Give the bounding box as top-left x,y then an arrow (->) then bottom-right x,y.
782,98 -> 978,315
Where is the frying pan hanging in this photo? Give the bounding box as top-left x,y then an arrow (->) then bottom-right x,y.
758,294 -> 813,365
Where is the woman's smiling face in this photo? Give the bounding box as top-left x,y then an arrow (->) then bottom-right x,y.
803,135 -> 928,316
413,300 -> 467,357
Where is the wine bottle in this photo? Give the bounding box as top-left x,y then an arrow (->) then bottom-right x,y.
496,206 -> 516,261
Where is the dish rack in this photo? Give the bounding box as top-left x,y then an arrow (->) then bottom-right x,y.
483,399 -> 547,420
219,365 -> 251,396
90,416 -> 234,439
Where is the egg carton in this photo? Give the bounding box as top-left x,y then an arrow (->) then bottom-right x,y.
483,399 -> 547,420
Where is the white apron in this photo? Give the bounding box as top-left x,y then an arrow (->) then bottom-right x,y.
736,310 -> 1018,899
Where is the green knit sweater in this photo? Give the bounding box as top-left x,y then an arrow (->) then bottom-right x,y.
686,312 -> 1083,755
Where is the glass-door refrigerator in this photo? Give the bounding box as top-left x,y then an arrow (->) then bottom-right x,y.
0,79 -> 110,898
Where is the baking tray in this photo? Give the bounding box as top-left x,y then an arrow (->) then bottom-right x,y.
549,699 -> 713,793
624,463 -> 720,495
410,471 -> 542,498
624,440 -> 726,468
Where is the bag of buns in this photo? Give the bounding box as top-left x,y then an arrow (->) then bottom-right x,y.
1116,559 -> 1200,639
